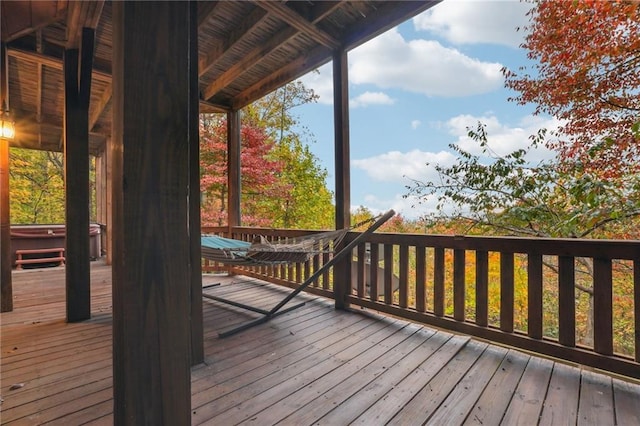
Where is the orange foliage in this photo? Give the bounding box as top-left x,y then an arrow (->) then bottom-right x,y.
505,0 -> 640,176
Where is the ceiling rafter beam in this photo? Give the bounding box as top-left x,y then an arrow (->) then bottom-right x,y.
342,1 -> 442,51
7,47 -> 230,116
89,83 -> 111,131
254,1 -> 339,50
197,1 -> 223,28
198,6 -> 269,77
66,1 -> 104,48
202,1 -> 342,102
232,44 -> 331,110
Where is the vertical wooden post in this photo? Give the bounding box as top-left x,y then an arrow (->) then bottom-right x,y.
105,137 -> 113,265
64,28 -> 94,322
333,48 -> 350,310
95,151 -> 106,257
227,109 -> 241,229
189,0 -> 204,366
112,2 -> 194,423
0,42 -> 11,313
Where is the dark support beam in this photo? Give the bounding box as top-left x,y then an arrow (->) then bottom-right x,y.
64,28 -> 94,322
105,137 -> 113,265
112,2 -> 194,423
333,48 -> 350,310
189,0 -> 204,367
0,42 -> 12,312
95,151 -> 106,241
227,110 -> 241,228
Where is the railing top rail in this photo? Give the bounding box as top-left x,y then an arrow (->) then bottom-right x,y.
203,226 -> 640,260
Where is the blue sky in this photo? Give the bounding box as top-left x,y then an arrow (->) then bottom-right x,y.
294,0 -> 562,220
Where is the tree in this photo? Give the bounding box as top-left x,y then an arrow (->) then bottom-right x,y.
504,0 -> 640,176
405,123 -> 640,351
242,81 -> 334,230
10,148 -> 65,224
268,137 -> 334,229
405,123 -> 640,239
200,115 -> 288,227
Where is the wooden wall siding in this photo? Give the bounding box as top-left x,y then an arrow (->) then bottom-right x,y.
202,226 -> 640,380
111,2 -> 195,423
63,27 -> 93,322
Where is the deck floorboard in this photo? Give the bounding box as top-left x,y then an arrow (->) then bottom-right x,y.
2,262 -> 639,425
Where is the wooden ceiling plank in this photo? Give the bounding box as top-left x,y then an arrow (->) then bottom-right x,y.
198,6 -> 269,77
89,83 -> 111,131
202,1 -> 342,102
342,1 -> 441,50
7,47 -> 111,82
255,1 -> 339,50
231,44 -> 331,110
197,1 -> 223,28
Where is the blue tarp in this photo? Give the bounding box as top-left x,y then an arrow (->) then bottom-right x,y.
201,235 -> 251,250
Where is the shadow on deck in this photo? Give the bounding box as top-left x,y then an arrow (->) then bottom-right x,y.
1,261 -> 639,425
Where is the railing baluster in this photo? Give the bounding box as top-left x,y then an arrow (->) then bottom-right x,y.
500,252 -> 514,333
635,259 -> 640,363
434,247 -> 445,317
369,243 -> 379,302
476,250 -> 488,327
454,248 -> 465,321
594,258 -> 613,355
356,244 -> 366,298
384,244 -> 393,305
399,245 -> 409,308
528,253 -> 543,340
304,258 -> 310,282
322,251 -> 330,289
295,260 -> 302,284
416,246 -> 426,313
207,226 -> 639,379
312,253 -> 320,288
558,256 -> 576,347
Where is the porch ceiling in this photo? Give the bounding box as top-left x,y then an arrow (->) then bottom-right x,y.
1,0 -> 440,156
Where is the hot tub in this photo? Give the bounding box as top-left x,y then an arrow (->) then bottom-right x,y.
10,224 -> 102,268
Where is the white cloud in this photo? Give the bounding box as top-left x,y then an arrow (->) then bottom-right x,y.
299,28 -> 505,103
413,0 -> 534,47
350,91 -> 395,108
411,120 -> 421,130
352,149 -> 457,182
351,114 -> 564,219
299,65 -> 333,104
349,29 -> 504,97
353,193 -> 437,220
443,113 -> 563,163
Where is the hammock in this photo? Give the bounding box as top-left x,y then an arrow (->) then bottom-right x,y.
201,228 -> 349,266
201,209 -> 395,337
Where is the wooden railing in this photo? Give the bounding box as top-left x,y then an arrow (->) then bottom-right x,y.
202,226 -> 640,379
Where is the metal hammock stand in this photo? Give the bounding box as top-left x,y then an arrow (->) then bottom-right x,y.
202,209 -> 395,337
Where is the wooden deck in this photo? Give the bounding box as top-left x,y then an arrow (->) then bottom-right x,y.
2,262 -> 640,425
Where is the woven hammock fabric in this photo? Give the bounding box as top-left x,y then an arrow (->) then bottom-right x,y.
201,229 -> 348,266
